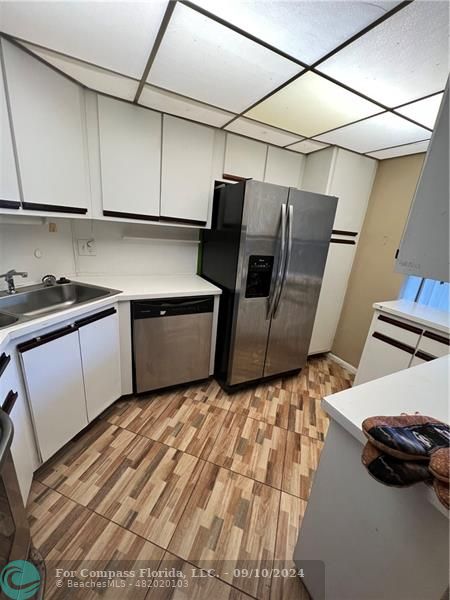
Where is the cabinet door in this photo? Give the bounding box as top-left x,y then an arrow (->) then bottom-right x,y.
224,133 -> 267,180
98,95 -> 161,219
0,348 -> 39,503
161,115 -> 215,223
328,149 -> 377,232
309,241 -> 357,355
2,40 -> 89,214
264,146 -> 304,187
77,308 -> 121,421
355,332 -> 414,385
0,47 -> 20,210
19,330 -> 88,462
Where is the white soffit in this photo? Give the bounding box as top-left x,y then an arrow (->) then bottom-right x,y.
395,93 -> 444,130
287,139 -> 330,154
368,140 -> 430,159
191,0 -> 402,64
225,117 -> 303,146
146,3 -> 301,113
20,43 -> 139,101
315,112 -> 431,153
318,1 -> 450,107
139,85 -> 234,127
246,71 -> 382,137
0,1 -> 168,78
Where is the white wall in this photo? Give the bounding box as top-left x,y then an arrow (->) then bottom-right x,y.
0,216 -> 199,291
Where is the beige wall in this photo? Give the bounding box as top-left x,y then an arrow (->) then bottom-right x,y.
332,153 -> 425,368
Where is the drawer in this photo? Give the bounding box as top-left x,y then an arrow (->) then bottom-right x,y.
375,314 -> 421,348
418,331 -> 450,359
355,331 -> 414,385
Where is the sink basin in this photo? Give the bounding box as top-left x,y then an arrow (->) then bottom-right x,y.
0,312 -> 18,329
0,282 -> 120,320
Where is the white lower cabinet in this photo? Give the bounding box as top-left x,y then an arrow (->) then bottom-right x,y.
18,304 -> 121,463
355,332 -> 414,385
19,328 -> 88,463
78,308 -> 121,421
354,306 -> 449,385
0,348 -> 40,503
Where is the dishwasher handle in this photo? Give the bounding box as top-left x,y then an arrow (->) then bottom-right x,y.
132,296 -> 214,319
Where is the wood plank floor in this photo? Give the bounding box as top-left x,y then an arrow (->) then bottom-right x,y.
29,356 -> 353,599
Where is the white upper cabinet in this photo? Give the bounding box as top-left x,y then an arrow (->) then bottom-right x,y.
161,115 -> 215,223
264,146 -> 305,188
98,95 -> 161,219
329,149 -> 377,232
0,48 -> 20,209
1,40 -> 89,214
224,134 -> 267,180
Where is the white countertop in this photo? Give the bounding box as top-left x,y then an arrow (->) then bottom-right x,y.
374,299 -> 450,334
71,274 -> 221,301
0,274 -> 221,353
323,356 -> 450,516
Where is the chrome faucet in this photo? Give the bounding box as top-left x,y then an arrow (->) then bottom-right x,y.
0,269 -> 28,294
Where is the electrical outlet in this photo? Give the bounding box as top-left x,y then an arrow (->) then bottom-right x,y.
77,239 -> 97,256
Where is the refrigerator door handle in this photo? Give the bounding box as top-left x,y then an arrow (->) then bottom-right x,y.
274,204 -> 293,318
267,202 -> 287,320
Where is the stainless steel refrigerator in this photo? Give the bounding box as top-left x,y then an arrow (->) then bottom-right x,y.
201,179 -> 337,391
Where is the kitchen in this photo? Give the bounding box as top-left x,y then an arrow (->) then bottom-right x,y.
0,1 -> 448,599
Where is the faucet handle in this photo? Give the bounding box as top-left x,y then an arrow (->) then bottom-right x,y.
42,274 -> 57,286
0,269 -> 28,279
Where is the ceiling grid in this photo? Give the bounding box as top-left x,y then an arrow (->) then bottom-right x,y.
0,0 -> 447,158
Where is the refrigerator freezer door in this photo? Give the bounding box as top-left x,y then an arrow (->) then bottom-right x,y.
228,180 -> 289,386
264,189 -> 337,378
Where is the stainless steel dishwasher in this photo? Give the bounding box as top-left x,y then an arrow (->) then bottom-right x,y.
132,296 -> 214,393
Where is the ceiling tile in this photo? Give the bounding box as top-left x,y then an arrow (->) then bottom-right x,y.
225,117 -> 303,146
395,93 -> 444,130
246,72 -> 382,137
139,85 -> 234,127
287,139 -> 329,154
0,1 -> 168,78
191,1 -> 402,64
368,140 -> 430,160
146,3 -> 301,113
318,1 -> 449,106
20,43 -> 138,101
315,112 -> 431,153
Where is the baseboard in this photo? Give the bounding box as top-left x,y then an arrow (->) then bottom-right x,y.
327,352 -> 357,375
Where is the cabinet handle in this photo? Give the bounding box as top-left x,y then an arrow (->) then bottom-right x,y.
103,210 -> 159,222
372,331 -> 415,354
332,230 -> 358,237
0,200 -> 20,210
415,350 -> 436,362
2,390 -> 18,415
423,331 -> 450,346
160,216 -> 207,226
75,307 -> 117,328
17,324 -> 77,353
22,202 -> 87,215
330,239 -> 355,245
0,353 -> 11,379
378,314 -> 422,335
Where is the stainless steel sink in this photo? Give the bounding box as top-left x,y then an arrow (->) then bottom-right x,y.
0,312 -> 18,328
0,281 -> 121,327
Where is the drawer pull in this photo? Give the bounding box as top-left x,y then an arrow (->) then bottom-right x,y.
75,307 -> 117,328
2,390 -> 18,415
415,350 -> 436,362
372,332 -> 415,354
423,331 -> 450,346
0,353 -> 11,378
378,314 -> 422,335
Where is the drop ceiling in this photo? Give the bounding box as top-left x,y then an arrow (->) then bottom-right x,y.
0,0 -> 448,159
